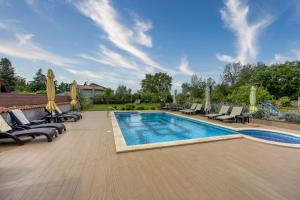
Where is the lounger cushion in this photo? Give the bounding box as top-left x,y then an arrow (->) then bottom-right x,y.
0,116 -> 12,132
11,109 -> 31,125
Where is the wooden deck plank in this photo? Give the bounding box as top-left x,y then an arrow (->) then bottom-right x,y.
0,111 -> 300,200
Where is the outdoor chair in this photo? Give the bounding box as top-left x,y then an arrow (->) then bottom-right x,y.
161,103 -> 170,110
180,103 -> 197,113
0,115 -> 56,145
184,104 -> 203,114
56,106 -> 82,119
45,108 -> 79,122
216,107 -> 243,122
206,105 -> 230,119
9,109 -> 65,135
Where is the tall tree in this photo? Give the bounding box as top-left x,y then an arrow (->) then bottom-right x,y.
222,63 -> 242,85
141,72 -> 172,94
141,72 -> 172,102
30,68 -> 47,91
115,85 -> 132,103
0,58 -> 16,91
181,75 -> 206,100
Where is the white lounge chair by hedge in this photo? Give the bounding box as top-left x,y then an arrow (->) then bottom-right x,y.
184,104 -> 203,114
206,105 -> 230,119
179,103 -> 197,113
216,107 -> 243,121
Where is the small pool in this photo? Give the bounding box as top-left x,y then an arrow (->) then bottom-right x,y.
115,112 -> 237,146
238,129 -> 300,144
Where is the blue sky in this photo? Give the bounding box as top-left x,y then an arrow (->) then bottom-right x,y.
0,0 -> 300,91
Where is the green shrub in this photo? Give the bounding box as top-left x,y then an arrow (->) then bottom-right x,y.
252,109 -> 267,119
136,106 -> 144,110
150,106 -> 156,110
125,104 -> 135,110
78,91 -> 92,110
283,112 -> 300,123
35,90 -> 47,94
279,96 -> 291,107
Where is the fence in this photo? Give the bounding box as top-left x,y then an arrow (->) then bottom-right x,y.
0,93 -> 70,107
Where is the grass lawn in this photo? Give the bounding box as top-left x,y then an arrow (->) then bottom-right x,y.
85,103 -> 160,111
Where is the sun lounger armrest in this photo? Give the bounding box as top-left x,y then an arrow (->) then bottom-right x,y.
30,119 -> 47,125
11,126 -> 26,131
14,125 -> 32,129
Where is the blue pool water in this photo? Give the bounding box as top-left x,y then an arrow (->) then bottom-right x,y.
115,112 -> 236,146
238,130 -> 300,144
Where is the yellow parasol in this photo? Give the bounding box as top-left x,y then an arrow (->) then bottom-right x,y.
45,69 -> 57,112
249,86 -> 258,113
70,80 -> 77,107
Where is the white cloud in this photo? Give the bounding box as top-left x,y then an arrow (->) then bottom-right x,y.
0,21 -> 9,30
217,0 -> 272,64
0,33 -> 80,67
133,18 -> 152,47
73,0 -> 166,71
66,68 -> 141,87
79,45 -> 137,70
16,33 -> 34,44
178,56 -> 194,76
66,68 -> 106,80
216,53 -> 237,63
271,50 -> 300,64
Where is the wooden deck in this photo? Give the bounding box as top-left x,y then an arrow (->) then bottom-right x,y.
1,111 -> 300,200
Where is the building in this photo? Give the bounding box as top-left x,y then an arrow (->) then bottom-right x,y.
78,82 -> 106,99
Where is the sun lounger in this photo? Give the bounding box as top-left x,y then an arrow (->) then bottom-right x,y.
56,106 -> 82,119
216,107 -> 243,122
184,104 -> 203,114
0,115 -> 56,145
161,103 -> 170,110
9,109 -> 66,134
180,103 -> 197,113
45,108 -> 79,122
206,105 -> 230,119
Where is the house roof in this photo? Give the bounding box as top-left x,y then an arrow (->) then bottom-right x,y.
78,83 -> 106,91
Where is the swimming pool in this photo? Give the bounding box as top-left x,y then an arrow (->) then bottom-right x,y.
238,129 -> 300,144
115,112 -> 237,146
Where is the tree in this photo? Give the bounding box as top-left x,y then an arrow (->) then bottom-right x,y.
15,75 -> 30,92
0,58 -> 16,91
57,82 -> 70,93
115,85 -> 132,103
211,84 -> 231,103
181,82 -> 191,95
222,63 -> 242,85
227,85 -> 273,104
249,61 -> 300,99
141,72 -> 172,102
141,72 -> 172,94
102,88 -> 114,103
181,74 -> 206,100
29,68 -> 47,92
